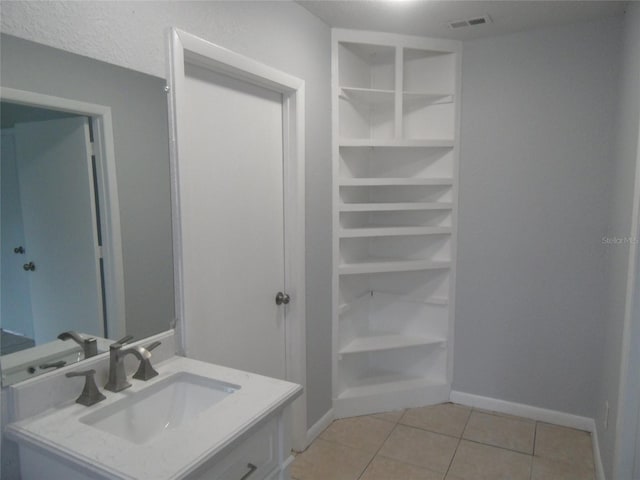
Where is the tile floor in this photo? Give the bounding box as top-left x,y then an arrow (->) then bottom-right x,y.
291,403 -> 595,480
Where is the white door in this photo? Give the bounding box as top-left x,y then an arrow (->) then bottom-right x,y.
1,131 -> 34,338
179,64 -> 287,379
14,117 -> 103,344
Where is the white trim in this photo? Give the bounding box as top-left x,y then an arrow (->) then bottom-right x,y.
611,102 -> 640,480
450,390 -> 606,480
592,423 -> 606,480
450,391 -> 594,432
332,28 -> 462,53
303,408 -> 335,451
0,87 -> 126,340
166,28 -> 307,452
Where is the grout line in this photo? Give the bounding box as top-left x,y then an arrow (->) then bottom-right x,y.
460,438 -> 534,457
356,412 -> 404,480
530,421 -> 539,480
443,406 -> 473,478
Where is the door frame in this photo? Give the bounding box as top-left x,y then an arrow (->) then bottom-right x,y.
166,28 -> 307,450
613,116 -> 640,479
0,87 -> 126,340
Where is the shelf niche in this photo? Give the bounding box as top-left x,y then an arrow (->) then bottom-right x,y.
333,30 -> 459,419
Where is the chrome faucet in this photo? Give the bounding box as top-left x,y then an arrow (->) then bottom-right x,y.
104,341 -> 159,392
58,331 -> 98,359
105,343 -> 147,392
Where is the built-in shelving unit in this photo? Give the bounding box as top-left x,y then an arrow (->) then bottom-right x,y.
332,29 -> 461,418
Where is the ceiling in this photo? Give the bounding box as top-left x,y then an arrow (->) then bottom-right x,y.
297,0 -> 627,41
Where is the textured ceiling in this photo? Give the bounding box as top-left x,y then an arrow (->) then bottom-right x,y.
297,0 -> 627,41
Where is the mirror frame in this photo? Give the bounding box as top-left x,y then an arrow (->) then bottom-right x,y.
0,86 -> 127,343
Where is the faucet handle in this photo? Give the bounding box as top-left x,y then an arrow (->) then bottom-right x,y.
145,341 -> 161,352
66,369 -> 106,406
132,342 -> 161,381
115,335 -> 134,345
39,360 -> 67,370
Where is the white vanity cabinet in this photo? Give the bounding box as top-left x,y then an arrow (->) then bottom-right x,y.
7,354 -> 302,480
187,415 -> 292,480
17,409 -> 293,480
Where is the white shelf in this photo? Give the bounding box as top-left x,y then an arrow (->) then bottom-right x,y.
403,92 -> 454,104
340,226 -> 451,238
338,292 -> 448,317
339,139 -> 454,148
339,177 -> 453,187
340,87 -> 395,105
338,374 -> 446,400
339,259 -> 450,275
425,296 -> 449,305
340,334 -> 445,355
340,202 -> 453,212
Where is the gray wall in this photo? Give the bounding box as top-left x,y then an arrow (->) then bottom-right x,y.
596,3 -> 640,478
455,18 -> 621,418
0,34 -> 175,342
1,1 -> 333,428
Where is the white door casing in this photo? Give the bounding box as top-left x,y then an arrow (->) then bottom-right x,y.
167,28 -> 307,450
14,117 -> 102,343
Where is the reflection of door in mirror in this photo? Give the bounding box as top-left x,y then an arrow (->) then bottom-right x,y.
1,106 -> 107,353
1,131 -> 34,352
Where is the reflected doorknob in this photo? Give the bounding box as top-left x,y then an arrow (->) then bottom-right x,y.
275,292 -> 290,305
23,262 -> 36,271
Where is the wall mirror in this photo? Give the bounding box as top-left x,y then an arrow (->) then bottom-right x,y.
0,34 -> 174,385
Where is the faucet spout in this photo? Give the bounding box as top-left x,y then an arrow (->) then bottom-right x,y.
57,331 -> 98,358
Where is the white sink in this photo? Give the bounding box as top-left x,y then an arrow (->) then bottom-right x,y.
80,372 -> 240,444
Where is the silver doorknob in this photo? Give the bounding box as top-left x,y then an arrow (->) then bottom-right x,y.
275,292 -> 290,305
23,262 -> 36,271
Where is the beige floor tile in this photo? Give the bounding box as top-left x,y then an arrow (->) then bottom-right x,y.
531,456 -> 595,480
463,411 -> 535,453
378,424 -> 459,473
360,456 -> 444,480
534,423 -> 594,469
320,415 -> 395,454
290,438 -> 374,480
400,403 -> 471,437
371,409 -> 405,423
448,440 -> 532,480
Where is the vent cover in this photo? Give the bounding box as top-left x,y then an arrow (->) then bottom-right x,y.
448,15 -> 492,29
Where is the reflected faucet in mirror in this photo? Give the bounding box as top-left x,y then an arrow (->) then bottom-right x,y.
57,331 -> 98,359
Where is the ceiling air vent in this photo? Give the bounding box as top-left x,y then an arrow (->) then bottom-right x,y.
448,15 -> 492,30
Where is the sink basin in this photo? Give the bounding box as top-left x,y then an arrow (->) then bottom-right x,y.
80,372 -> 240,444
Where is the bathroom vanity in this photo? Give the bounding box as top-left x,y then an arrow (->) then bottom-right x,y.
5,332 -> 302,480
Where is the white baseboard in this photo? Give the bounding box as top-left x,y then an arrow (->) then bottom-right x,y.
450,391 -> 593,430
302,408 -> 334,451
450,391 -> 605,480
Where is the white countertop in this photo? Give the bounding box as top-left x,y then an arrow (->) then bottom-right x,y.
6,355 -> 302,479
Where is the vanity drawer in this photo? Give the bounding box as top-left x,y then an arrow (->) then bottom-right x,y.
190,417 -> 279,480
